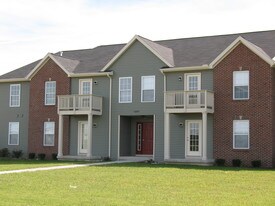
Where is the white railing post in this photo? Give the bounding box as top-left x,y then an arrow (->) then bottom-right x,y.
204,90 -> 207,110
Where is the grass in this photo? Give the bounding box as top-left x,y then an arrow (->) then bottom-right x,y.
0,158 -> 90,171
0,163 -> 274,205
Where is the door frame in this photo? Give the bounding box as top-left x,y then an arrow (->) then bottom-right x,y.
185,120 -> 202,158
78,121 -> 88,155
185,73 -> 201,107
135,122 -> 154,155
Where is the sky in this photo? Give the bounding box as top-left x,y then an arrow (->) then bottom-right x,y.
0,0 -> 275,75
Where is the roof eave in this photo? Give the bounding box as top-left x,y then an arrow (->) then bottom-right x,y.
68,71 -> 113,77
160,65 -> 210,73
0,78 -> 29,83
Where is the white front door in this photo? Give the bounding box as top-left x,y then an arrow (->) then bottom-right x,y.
185,74 -> 201,106
78,121 -> 88,154
186,120 -> 202,157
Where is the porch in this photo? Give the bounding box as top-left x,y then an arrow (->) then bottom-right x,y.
57,94 -> 103,159
165,90 -> 214,113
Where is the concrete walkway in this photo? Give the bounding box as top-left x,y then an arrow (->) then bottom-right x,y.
0,160 -> 137,175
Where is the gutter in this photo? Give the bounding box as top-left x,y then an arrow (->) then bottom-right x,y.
160,65 -> 210,73
69,71 -> 113,78
0,78 -> 29,83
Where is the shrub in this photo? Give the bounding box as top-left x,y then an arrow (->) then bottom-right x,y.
0,148 -> 10,157
29,153 -> 36,159
52,153 -> 58,160
232,159 -> 242,167
12,150 -> 23,158
38,153 -> 46,160
102,157 -> 111,162
251,160 -> 261,168
215,159 -> 226,166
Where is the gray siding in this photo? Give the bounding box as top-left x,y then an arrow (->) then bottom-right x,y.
0,82 -> 29,156
108,40 -> 166,161
69,76 -> 110,157
169,113 -> 213,159
166,70 -> 213,91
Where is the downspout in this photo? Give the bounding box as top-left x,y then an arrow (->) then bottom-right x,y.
107,74 -> 112,158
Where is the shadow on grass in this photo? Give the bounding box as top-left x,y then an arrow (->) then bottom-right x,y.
94,162 -> 275,172
0,158 -> 91,165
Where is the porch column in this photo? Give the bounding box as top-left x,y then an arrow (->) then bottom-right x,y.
58,115 -> 64,157
202,112 -> 207,160
87,113 -> 93,158
164,112 -> 170,160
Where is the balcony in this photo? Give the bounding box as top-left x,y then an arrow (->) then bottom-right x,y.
165,90 -> 214,113
58,94 -> 103,115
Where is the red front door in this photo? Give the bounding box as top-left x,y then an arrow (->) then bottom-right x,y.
136,122 -> 153,155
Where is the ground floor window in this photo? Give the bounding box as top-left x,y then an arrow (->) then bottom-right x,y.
44,122 -> 55,146
233,120 -> 249,149
8,122 -> 19,145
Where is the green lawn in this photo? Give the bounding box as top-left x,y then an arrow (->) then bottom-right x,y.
0,159 -> 89,171
0,163 -> 274,205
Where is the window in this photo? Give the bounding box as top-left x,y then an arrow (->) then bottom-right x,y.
79,79 -> 92,95
8,122 -> 19,145
233,120 -> 249,149
10,84 -> 20,107
45,81 -> 56,105
233,71 -> 249,100
119,77 -> 132,103
44,122 -> 55,146
141,76 -> 155,102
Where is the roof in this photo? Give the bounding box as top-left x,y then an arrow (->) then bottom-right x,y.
1,30 -> 275,80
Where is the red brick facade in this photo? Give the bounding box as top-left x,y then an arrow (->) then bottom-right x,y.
214,43 -> 274,167
28,58 -> 70,159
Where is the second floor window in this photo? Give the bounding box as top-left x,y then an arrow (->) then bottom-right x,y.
45,81 -> 56,105
141,76 -> 155,102
10,84 -> 21,107
233,71 -> 249,100
119,77 -> 132,103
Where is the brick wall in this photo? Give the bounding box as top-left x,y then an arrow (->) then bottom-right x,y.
214,43 -> 274,167
28,58 -> 70,159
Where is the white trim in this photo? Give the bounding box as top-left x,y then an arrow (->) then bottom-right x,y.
210,36 -> 274,68
141,75 -> 155,102
107,74 -> 112,158
26,53 -> 72,80
79,79 -> 93,95
8,122 -> 19,146
9,84 -> 21,107
233,71 -> 249,100
43,122 -> 55,146
101,35 -> 173,72
78,121 -> 88,154
233,120 -> 250,149
68,72 -> 113,77
44,81 -> 56,105
185,120 -> 202,157
184,73 -> 201,91
117,115 -> 121,160
0,78 -> 29,83
118,77 -> 132,103
160,65 -> 210,73
153,115 -> 156,161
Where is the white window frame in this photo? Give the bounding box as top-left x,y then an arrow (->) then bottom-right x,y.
45,81 -> 56,105
79,79 -> 92,95
233,120 -> 250,149
233,71 -> 249,100
119,77 -> 132,103
184,73 -> 201,91
9,84 -> 21,107
43,122 -> 55,146
141,76 -> 155,102
8,122 -> 19,145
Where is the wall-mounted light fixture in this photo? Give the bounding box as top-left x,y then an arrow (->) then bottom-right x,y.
94,81 -> 98,85
178,122 -> 184,127
178,76 -> 182,81
93,123 -> 97,128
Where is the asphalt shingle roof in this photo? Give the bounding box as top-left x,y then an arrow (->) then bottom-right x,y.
1,30 -> 275,80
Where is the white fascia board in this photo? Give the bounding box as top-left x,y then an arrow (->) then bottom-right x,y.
69,71 -> 113,77
160,65 -> 210,73
209,36 -> 274,68
101,35 -> 173,72
0,78 -> 29,83
26,53 -> 71,80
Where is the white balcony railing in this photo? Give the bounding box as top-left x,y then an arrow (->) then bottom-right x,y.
58,94 -> 103,114
165,90 -> 214,112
